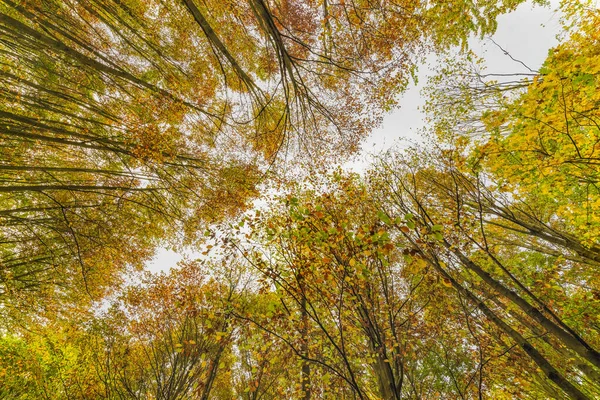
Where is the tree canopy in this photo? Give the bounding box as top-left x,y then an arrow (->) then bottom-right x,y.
2,0 -> 600,399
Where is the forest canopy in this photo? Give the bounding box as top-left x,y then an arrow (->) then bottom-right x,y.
1,0 -> 600,399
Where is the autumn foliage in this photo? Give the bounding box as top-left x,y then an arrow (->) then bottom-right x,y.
1,0 -> 600,399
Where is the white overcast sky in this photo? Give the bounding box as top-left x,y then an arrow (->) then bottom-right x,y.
346,0 -> 564,170
147,0 -> 565,272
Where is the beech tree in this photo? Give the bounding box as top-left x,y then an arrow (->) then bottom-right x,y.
5,1 -> 600,399
0,0 -> 537,317
231,173 -> 511,399
94,262 -> 240,400
369,148 -> 599,399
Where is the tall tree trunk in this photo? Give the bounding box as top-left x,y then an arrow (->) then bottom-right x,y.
426,254 -> 589,400
445,240 -> 600,370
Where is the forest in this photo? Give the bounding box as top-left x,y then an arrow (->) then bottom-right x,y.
0,0 -> 599,398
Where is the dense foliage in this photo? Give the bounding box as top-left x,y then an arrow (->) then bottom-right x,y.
1,0 -> 599,399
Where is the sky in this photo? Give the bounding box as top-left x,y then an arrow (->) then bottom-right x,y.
347,0 -> 563,170
146,0 -> 564,273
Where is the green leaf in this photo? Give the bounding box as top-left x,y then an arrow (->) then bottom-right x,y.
378,210 -> 391,225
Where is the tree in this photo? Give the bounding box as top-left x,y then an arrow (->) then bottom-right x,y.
408,7 -> 600,395
7,1 -> 594,398
371,149 -> 598,398
0,0 -> 536,319
93,261 -> 242,400
0,315 -> 106,399
423,0 -> 600,255
232,172 -> 511,399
